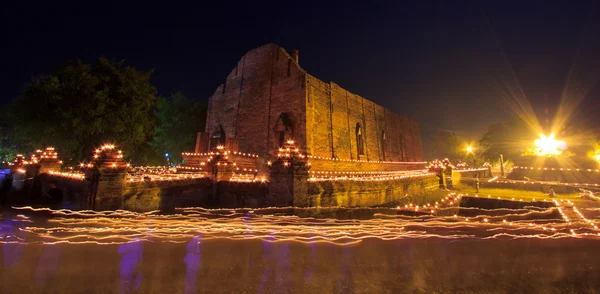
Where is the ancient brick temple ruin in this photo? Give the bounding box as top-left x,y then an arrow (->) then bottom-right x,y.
197,43 -> 423,163
10,44 -> 437,212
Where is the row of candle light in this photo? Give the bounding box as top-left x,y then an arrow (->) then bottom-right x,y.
177,166 -> 203,171
182,149 -> 260,158
493,179 -> 600,187
126,174 -> 206,183
306,154 -> 426,164
453,168 -> 489,173
48,171 -> 85,180
229,174 -> 268,183
397,192 -> 463,214
78,162 -> 131,168
308,170 -> 422,175
512,166 -> 600,173
308,172 -> 434,182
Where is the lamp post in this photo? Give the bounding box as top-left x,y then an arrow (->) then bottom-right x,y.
500,154 -> 505,178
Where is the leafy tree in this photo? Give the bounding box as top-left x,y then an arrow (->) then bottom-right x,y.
479,117 -> 535,162
0,121 -> 20,163
429,130 -> 465,162
152,92 -> 207,164
11,58 -> 158,165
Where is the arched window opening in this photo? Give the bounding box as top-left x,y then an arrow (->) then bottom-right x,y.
399,134 -> 406,161
380,130 -> 387,161
356,123 -> 365,156
209,125 -> 226,150
274,113 -> 294,147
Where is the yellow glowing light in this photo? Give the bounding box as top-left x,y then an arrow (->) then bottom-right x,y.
466,145 -> 473,153
534,133 -> 566,156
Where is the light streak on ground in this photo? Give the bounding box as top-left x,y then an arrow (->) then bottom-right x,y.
1,194 -> 599,247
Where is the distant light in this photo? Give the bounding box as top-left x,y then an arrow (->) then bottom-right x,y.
534,134 -> 566,156
466,145 -> 473,153
165,153 -> 169,157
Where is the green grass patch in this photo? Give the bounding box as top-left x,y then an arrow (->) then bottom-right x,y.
452,184 -> 599,207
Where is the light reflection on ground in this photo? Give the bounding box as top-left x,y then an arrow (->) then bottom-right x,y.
1,194 -> 600,293
2,204 -> 598,246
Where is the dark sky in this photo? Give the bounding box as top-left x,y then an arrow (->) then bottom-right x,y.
2,0 -> 600,155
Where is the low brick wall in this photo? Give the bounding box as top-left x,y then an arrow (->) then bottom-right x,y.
121,178 -> 213,211
307,175 -> 439,207
44,174 -> 91,209
215,181 -> 270,208
4,170 -> 91,208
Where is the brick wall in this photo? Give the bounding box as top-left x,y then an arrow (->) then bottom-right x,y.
122,178 -> 212,211
205,44 -> 306,157
305,76 -> 424,162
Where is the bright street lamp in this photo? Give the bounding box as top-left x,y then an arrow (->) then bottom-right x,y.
534,133 -> 566,156
466,145 -> 473,153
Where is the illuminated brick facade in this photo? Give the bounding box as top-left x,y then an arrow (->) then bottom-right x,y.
199,43 -> 423,163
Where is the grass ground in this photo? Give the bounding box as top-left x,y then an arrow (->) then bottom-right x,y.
452,183 -> 600,208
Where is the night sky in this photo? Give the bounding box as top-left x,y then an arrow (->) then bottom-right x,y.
2,0 -> 600,156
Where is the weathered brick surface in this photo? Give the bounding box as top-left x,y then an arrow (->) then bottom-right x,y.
308,175 -> 439,207
204,43 -> 424,163
122,178 -> 212,211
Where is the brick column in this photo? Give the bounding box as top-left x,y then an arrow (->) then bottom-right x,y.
37,147 -> 61,174
90,167 -> 127,210
87,145 -> 129,210
211,162 -> 236,182
267,142 -> 311,207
